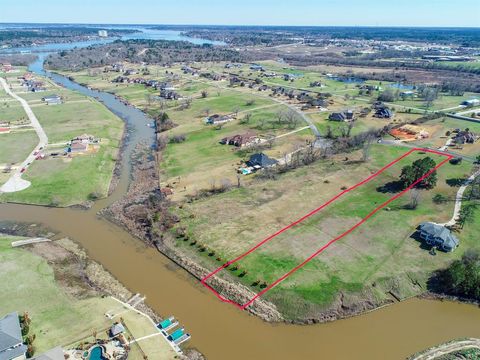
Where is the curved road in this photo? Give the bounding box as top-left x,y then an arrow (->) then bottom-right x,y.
0,77 -> 48,192
411,338 -> 480,360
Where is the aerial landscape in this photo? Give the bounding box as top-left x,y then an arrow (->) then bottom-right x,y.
1,1 -> 480,359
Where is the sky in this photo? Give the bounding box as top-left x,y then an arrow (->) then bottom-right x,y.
0,0 -> 479,27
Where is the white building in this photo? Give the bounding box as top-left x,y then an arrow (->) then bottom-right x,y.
98,30 -> 108,38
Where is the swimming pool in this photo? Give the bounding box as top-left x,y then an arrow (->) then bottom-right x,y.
88,346 -> 105,360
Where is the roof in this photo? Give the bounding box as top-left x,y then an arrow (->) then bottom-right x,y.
419,222 -> 459,249
31,347 -> 64,360
0,312 -> 26,360
110,323 -> 125,336
246,153 -> 278,168
0,312 -> 22,352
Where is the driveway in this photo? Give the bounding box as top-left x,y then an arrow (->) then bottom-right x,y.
0,77 -> 48,193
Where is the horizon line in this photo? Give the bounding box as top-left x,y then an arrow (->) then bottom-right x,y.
1,22 -> 479,29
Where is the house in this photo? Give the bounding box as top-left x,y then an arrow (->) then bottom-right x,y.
98,30 -> 108,38
246,153 -> 278,168
31,347 -> 64,360
221,131 -> 259,147
205,114 -> 233,125
159,89 -> 180,100
0,312 -> 27,360
329,111 -> 354,122
109,323 -> 125,337
123,69 -> 138,76
1,63 -> 13,73
461,99 -> 480,107
400,90 -> 416,98
250,64 -> 264,71
112,64 -> 125,73
417,222 -> 459,252
375,107 -> 394,119
42,95 -> 62,105
68,141 -> 88,153
454,130 -> 476,144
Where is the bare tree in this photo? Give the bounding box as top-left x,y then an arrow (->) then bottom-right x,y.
285,109 -> 300,129
266,133 -> 276,148
240,113 -> 251,124
361,135 -> 375,162
233,106 -> 240,118
407,189 -> 421,209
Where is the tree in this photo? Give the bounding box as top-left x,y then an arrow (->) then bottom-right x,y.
201,90 -> 208,98
361,135 -> 374,162
458,203 -> 477,228
406,189 -> 421,209
378,89 -> 396,102
400,157 -> 438,189
432,249 -> 480,300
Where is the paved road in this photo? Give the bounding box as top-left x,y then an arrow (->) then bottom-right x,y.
410,338 -> 480,360
440,168 -> 480,227
0,77 -> 48,193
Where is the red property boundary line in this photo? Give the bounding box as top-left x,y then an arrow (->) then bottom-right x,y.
201,148 -> 453,310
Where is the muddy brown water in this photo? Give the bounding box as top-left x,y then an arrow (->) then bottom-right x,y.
1,203 -> 480,360
1,58 -> 479,360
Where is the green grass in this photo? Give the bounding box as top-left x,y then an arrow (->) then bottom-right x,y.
0,235 -> 117,352
173,145 -> 479,319
0,74 -> 123,206
1,146 -> 118,206
0,131 -> 38,164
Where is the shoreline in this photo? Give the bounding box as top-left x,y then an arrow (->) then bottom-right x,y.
3,68 -> 478,327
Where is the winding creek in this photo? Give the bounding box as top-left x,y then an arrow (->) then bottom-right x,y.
1,30 -> 480,359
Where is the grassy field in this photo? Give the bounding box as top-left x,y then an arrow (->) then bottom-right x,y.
0,131 -> 38,164
172,145 -> 478,320
0,234 -> 175,359
0,70 -> 123,206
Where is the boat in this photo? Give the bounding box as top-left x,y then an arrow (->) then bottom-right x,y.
167,328 -> 185,342
174,333 -> 191,345
156,316 -> 178,332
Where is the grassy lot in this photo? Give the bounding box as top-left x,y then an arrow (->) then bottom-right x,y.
0,131 -> 38,164
0,235 -> 175,358
172,145 -> 478,320
0,73 -> 123,206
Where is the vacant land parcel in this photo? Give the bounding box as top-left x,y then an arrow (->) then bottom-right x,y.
175,145 -> 476,320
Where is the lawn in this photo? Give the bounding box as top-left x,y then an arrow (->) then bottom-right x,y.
0,235 -> 176,359
0,235 -> 122,352
172,145 -> 479,320
0,131 -> 38,164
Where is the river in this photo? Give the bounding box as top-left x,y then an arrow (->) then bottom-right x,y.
1,28 -> 480,360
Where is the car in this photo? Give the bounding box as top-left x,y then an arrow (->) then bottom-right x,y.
20,168 -> 26,173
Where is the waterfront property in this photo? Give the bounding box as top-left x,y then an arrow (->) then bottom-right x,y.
417,222 -> 459,252
41,95 -> 62,106
246,153 -> 278,168
0,312 -> 27,360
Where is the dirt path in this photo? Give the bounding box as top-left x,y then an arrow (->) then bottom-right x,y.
410,338 -> 480,360
0,77 -> 48,193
